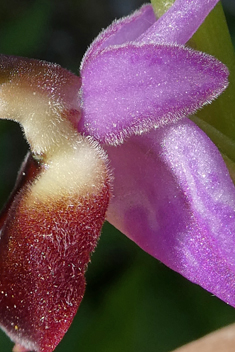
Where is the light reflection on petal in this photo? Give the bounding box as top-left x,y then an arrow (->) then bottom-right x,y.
106,119 -> 235,306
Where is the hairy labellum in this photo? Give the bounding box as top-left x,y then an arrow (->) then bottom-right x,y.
0,56 -> 111,352
0,143 -> 110,352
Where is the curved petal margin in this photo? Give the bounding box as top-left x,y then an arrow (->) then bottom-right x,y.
81,4 -> 156,70
137,0 -> 220,45
79,44 -> 228,145
106,119 -> 235,306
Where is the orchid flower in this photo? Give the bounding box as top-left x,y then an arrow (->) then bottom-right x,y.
0,0 -> 234,351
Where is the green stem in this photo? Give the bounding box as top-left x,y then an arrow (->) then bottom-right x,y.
150,0 -> 174,17
221,154 -> 235,185
189,2 -> 235,142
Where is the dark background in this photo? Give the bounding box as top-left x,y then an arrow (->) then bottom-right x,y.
0,1 -> 235,351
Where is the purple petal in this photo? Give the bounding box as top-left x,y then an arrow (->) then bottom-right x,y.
137,0 -> 220,45
79,44 -> 228,145
81,5 -> 156,71
105,119 -> 235,306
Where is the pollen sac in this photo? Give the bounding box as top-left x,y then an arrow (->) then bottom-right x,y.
0,55 -> 111,352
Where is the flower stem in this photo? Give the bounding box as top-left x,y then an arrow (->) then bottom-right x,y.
189,2 -> 235,143
150,0 -> 174,17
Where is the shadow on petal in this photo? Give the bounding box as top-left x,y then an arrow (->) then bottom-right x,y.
106,119 -> 235,307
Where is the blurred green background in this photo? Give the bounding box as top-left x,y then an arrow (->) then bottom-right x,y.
0,1 -> 235,351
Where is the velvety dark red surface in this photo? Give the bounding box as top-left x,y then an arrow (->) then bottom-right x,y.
0,153 -> 110,352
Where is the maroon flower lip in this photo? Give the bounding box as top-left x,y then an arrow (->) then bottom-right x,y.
0,146 -> 110,352
0,56 -> 111,352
